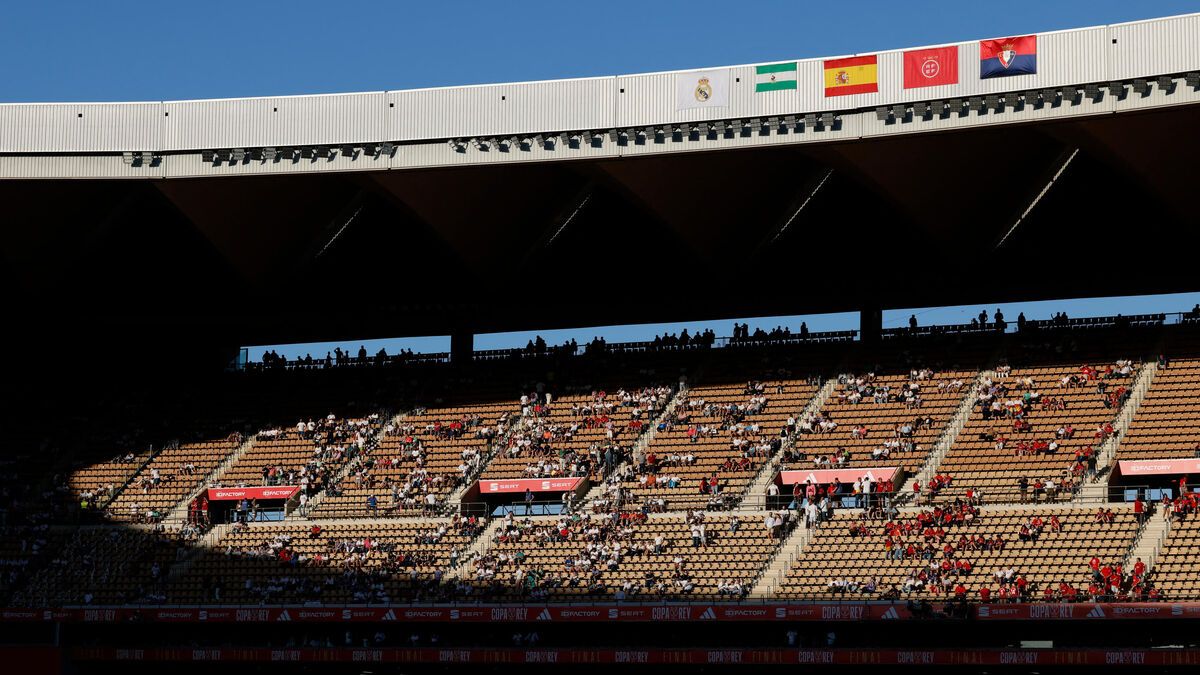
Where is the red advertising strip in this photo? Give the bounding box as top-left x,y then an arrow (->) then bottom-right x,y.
70,646 -> 1200,666
8,602 -> 1200,623
205,486 -> 300,501
778,467 -> 897,485
1116,458 -> 1200,476
0,647 -> 61,675
480,477 -> 583,494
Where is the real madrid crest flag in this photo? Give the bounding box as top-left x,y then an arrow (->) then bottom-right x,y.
675,69 -> 730,111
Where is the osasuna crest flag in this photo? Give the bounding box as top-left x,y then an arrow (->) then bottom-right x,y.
980,35 -> 1037,78
755,62 -> 798,92
675,69 -> 730,110
903,46 -> 958,88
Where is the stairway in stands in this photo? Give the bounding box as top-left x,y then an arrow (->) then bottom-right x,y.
907,369 -> 988,503
1124,507 -> 1171,575
164,434 -> 258,523
294,409 -> 409,518
1090,360 -> 1158,484
579,384 -> 687,508
742,377 -> 838,509
749,522 -> 812,598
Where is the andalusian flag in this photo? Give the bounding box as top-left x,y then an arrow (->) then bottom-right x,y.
823,55 -> 878,96
755,62 -> 798,92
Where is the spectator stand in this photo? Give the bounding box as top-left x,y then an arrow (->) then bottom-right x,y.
108,435 -> 250,526
934,360 -> 1140,505
776,502 -> 1143,603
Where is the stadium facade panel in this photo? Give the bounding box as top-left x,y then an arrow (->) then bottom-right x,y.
0,13 -> 1195,180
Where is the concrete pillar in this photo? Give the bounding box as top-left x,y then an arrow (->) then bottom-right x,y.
860,306 -> 882,343
451,330 -> 474,364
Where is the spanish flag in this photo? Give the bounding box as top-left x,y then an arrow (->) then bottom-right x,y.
823,55 -> 878,97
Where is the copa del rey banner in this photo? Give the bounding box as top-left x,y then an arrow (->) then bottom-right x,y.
206,486 -> 300,501
675,69 -> 730,111
779,467 -> 898,485
481,478 -> 583,494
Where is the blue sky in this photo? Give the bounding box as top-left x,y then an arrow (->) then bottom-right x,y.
1,1 -> 1196,102
5,2 -> 1194,358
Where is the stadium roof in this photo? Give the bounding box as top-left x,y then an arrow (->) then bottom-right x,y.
1,14 -> 1198,356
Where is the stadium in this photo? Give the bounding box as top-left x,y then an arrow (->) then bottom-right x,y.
3,8 -> 1200,673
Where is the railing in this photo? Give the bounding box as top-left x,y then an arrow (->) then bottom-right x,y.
490,500 -> 576,517
235,308 -> 1200,372
888,312 -> 1183,338
242,351 -> 452,372
305,501 -> 492,520
237,308 -> 1200,373
223,507 -> 286,523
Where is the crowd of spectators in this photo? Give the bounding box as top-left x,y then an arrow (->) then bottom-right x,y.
348,411 -> 506,516
501,387 -> 670,482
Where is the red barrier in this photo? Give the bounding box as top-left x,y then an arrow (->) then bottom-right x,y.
778,468 -> 898,485
8,602 -> 1200,624
69,646 -> 1200,666
1116,458 -> 1200,476
479,478 -> 583,494
206,486 -> 299,500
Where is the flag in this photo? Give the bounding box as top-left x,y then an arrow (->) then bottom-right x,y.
903,46 -> 958,89
675,69 -> 730,110
980,35 -> 1037,78
823,56 -> 878,97
755,62 -> 798,92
